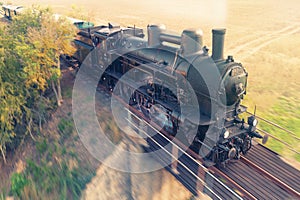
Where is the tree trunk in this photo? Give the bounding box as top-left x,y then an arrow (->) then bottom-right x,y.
28,117 -> 36,141
57,79 -> 62,104
52,80 -> 61,106
38,95 -> 43,131
57,58 -> 63,104
0,145 -> 6,164
38,112 -> 42,131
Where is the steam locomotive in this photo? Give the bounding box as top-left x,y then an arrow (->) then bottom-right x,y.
1,3 -> 267,164
72,23 -> 268,164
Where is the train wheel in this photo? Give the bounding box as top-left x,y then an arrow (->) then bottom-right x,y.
228,148 -> 236,159
242,138 -> 252,155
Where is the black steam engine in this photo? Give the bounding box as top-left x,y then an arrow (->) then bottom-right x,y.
73,23 -> 267,164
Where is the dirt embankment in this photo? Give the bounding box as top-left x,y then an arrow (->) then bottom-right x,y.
82,141 -> 194,200
61,66 -> 196,199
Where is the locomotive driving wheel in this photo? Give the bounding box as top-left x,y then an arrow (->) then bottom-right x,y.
228,147 -> 237,159
241,138 -> 252,155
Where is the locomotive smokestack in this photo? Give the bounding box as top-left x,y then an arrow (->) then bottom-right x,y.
212,29 -> 226,61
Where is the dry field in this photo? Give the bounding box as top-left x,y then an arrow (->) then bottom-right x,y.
9,0 -> 300,158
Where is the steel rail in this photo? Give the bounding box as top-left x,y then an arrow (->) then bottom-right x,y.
256,127 -> 300,155
129,105 -> 257,200
241,156 -> 300,198
246,111 -> 300,141
97,77 -> 255,199
125,117 -> 223,199
95,76 -> 255,199
125,108 -> 246,200
109,89 -> 256,200
125,116 -> 227,200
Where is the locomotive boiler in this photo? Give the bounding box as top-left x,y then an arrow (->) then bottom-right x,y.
73,23 -> 267,164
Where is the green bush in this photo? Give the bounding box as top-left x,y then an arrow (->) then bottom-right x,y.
0,192 -> 6,200
58,118 -> 74,137
62,87 -> 73,99
10,173 -> 29,197
24,158 -> 93,200
36,138 -> 48,155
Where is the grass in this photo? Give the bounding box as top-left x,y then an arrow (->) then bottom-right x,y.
0,193 -> 5,200
6,98 -> 124,199
9,150 -> 94,200
62,86 -> 73,99
58,117 -> 74,139
97,101 -> 122,144
240,34 -> 300,163
8,116 -> 95,200
36,138 -> 48,155
10,173 -> 29,197
258,96 -> 300,161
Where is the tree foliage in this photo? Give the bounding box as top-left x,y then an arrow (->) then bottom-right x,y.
0,6 -> 77,163
0,28 -> 27,163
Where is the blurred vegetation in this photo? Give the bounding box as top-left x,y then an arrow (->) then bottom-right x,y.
8,115 -> 95,199
258,97 -> 300,162
10,173 -> 29,197
0,193 -> 5,200
97,109 -> 122,144
242,34 -> 300,163
58,117 -> 74,140
0,6 -> 95,199
0,6 -> 76,163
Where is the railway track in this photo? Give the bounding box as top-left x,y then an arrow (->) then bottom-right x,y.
218,111 -> 300,199
67,39 -> 300,198
124,108 -> 246,200
218,146 -> 300,199
87,80 -> 300,200
67,50 -> 300,199
130,109 -> 300,199
102,90 -> 250,199
244,144 -> 300,196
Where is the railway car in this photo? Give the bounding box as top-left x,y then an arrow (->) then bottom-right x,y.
72,23 -> 144,65
73,23 -> 268,164
2,6 -> 94,30
2,5 -> 24,19
53,14 -> 94,29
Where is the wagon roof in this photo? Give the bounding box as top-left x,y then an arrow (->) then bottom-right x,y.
2,5 -> 23,11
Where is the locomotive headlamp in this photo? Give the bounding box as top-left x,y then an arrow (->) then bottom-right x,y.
252,119 -> 258,126
248,116 -> 258,127
223,129 -> 230,139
